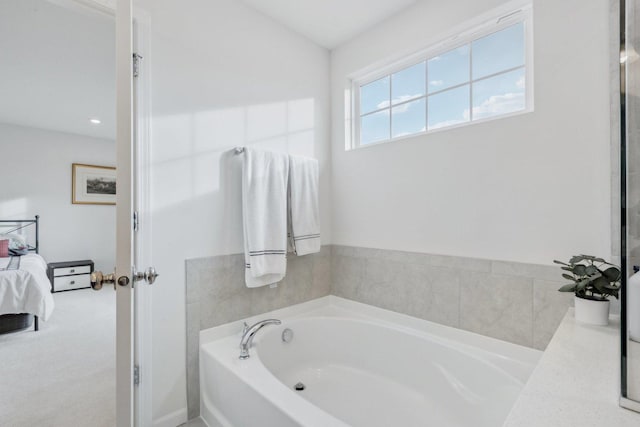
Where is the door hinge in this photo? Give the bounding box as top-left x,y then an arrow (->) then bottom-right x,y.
134,365 -> 140,386
133,53 -> 143,78
133,211 -> 139,232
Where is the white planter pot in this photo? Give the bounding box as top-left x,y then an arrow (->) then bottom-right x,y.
574,296 -> 610,326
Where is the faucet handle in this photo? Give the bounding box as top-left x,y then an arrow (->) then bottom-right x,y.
242,322 -> 249,335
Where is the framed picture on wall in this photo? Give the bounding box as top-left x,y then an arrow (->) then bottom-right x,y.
72,163 -> 116,205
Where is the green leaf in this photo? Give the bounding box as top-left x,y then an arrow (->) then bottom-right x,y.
573,264 -> 587,276
558,284 -> 576,292
602,267 -> 621,282
578,255 -> 606,263
569,255 -> 586,264
592,276 -> 610,294
589,271 -> 602,280
562,273 -> 576,282
576,278 -> 591,291
585,265 -> 598,275
553,260 -> 570,266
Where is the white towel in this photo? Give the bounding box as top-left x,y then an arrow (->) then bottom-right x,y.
242,148 -> 289,288
288,155 -> 321,256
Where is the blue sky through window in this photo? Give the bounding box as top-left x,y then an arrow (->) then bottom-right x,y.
361,76 -> 390,114
428,85 -> 470,130
361,109 -> 390,145
472,22 -> 524,79
473,68 -> 525,120
392,98 -> 426,137
357,17 -> 528,146
392,62 -> 426,105
428,45 -> 470,93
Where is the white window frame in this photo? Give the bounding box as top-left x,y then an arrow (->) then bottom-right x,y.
348,2 -> 534,150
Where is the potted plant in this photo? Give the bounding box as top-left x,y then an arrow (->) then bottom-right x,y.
553,255 -> 621,326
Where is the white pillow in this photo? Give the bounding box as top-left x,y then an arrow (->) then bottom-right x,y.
1,233 -> 27,250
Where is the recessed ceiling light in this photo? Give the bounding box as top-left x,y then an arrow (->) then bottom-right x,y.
89,118 -> 101,124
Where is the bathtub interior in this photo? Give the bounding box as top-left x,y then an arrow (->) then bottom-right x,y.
200,296 -> 542,427
255,318 -> 529,427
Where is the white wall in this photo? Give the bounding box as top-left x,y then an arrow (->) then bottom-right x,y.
137,0 -> 612,422
330,0 -> 612,266
0,122 -> 115,270
0,0 -> 116,140
133,0 -> 331,424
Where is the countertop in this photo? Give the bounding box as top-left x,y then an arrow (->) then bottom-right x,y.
503,308 -> 640,426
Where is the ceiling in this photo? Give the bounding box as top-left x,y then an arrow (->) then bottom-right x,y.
241,0 -> 417,49
0,0 -> 416,140
0,0 -> 115,140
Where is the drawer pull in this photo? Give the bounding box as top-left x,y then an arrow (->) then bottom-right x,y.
70,269 -> 75,273
70,281 -> 75,285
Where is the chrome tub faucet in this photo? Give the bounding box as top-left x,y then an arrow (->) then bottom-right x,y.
239,319 -> 281,359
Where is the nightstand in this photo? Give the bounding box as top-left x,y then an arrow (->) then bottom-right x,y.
47,260 -> 94,292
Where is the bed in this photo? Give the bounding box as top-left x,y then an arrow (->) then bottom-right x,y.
0,216 -> 54,333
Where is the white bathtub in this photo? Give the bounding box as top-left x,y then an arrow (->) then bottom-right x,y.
200,296 -> 541,427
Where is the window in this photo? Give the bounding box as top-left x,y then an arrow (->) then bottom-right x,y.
351,6 -> 532,149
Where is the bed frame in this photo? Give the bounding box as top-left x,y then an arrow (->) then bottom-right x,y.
0,215 -> 40,333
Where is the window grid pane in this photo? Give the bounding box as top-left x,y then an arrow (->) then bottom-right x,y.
392,62 -> 426,105
471,67 -> 526,121
427,85 -> 470,130
360,76 -> 391,115
357,17 -> 528,146
472,22 -> 525,80
361,109 -> 391,145
428,45 -> 470,93
392,97 -> 426,138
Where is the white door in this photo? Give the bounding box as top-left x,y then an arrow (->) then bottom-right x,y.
115,0 -> 134,424
114,1 -> 155,425
108,1 -> 155,425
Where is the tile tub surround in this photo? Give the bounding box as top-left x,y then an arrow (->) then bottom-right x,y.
330,245 -> 574,351
199,296 -> 541,427
185,246 -> 331,420
186,244 -> 576,420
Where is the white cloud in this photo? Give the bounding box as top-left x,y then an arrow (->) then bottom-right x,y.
516,75 -> 525,89
394,131 -> 412,138
376,94 -> 423,112
429,80 -> 444,88
425,91 -> 524,130
429,46 -> 468,64
472,92 -> 524,119
428,118 -> 467,130
394,126 -> 427,138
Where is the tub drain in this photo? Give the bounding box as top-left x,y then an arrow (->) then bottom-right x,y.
294,382 -> 305,391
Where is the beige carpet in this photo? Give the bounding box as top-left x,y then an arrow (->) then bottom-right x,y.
0,288 -> 116,426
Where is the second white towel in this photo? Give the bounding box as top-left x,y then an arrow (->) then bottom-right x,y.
288,155 -> 321,256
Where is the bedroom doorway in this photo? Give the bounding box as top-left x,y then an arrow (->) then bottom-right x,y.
0,0 -> 120,425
